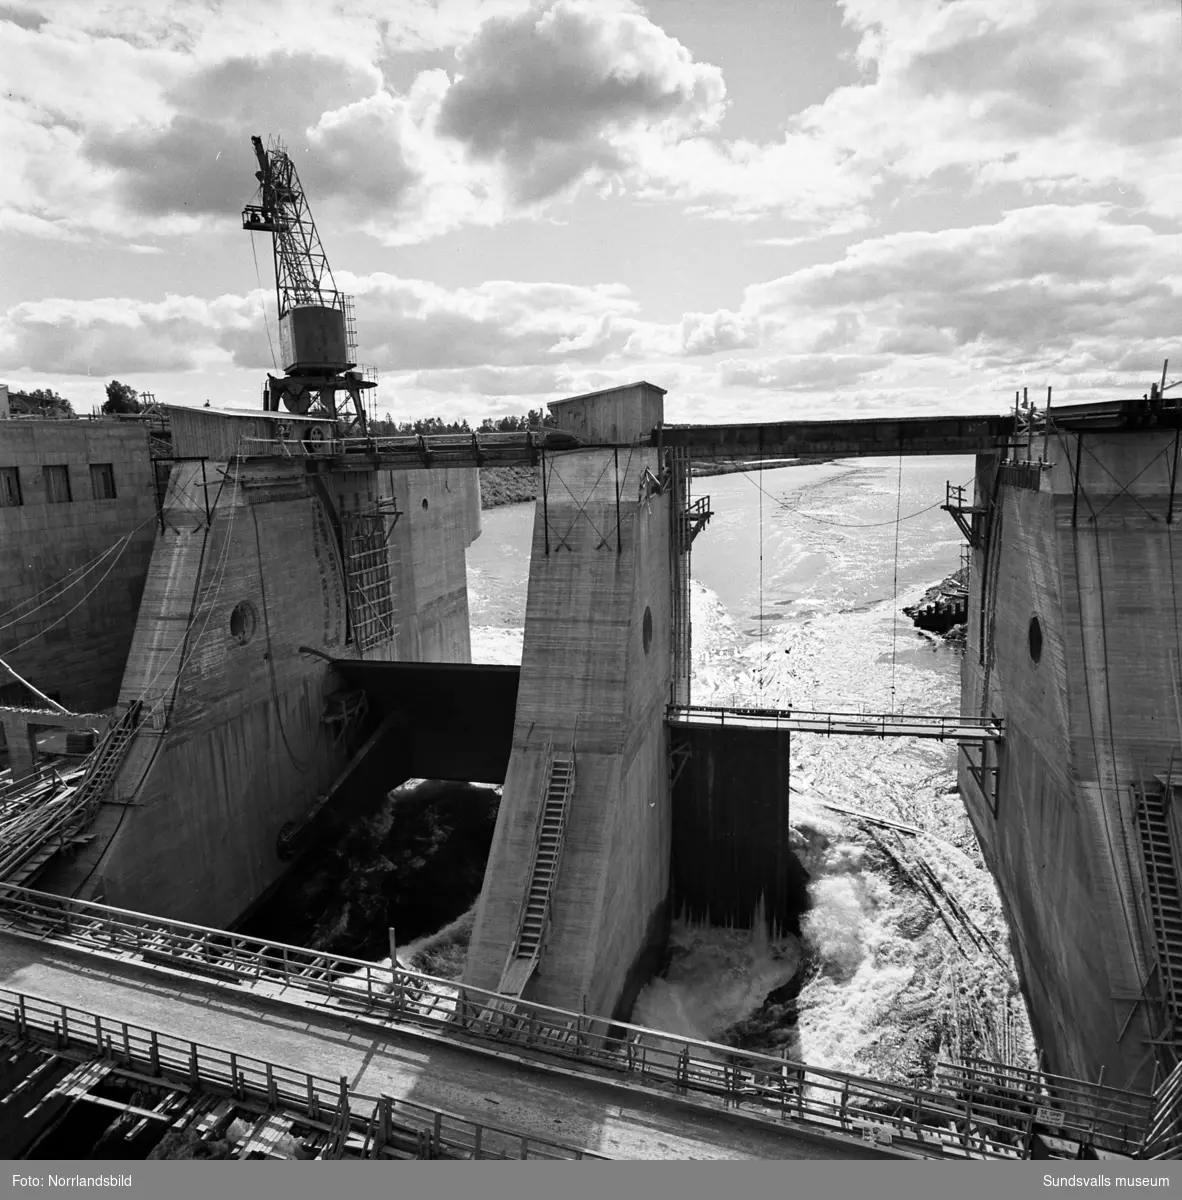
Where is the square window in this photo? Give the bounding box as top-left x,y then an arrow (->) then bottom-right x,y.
0,466 -> 20,507
90,462 -> 117,500
44,464 -> 71,503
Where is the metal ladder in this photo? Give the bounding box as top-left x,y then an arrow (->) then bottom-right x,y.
497,751 -> 575,997
1135,780 -> 1182,1042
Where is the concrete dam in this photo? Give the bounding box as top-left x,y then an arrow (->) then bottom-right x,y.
2,381 -> 1181,1159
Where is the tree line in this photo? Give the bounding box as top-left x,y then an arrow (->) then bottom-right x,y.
369,409 -> 556,436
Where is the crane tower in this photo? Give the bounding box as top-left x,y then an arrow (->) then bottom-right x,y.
242,134 -> 373,433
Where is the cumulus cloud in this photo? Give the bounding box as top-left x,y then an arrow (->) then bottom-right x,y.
84,51 -> 385,221
0,294 -> 257,375
801,0 -> 1179,213
0,274 -> 643,379
437,1 -> 725,203
720,354 -> 890,393
2,0 -> 1177,246
715,204 -> 1182,400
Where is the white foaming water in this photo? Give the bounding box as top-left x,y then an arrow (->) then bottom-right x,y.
466,462 -> 1035,1079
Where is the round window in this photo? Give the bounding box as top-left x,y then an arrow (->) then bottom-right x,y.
421,497 -> 429,511
230,601 -> 257,646
1028,615 -> 1043,664
642,606 -> 653,655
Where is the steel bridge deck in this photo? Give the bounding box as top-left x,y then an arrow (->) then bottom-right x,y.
667,704 -> 1004,743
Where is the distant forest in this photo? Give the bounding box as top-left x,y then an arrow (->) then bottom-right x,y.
369,409 -> 557,436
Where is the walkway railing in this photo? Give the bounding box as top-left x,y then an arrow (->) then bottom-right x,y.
0,885 -> 1152,1159
1143,1061 -> 1182,1159
0,986 -> 601,1161
667,704 -> 1005,743
0,704 -> 141,885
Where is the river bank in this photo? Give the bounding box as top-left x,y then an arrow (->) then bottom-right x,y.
904,566 -> 969,646
478,457 -> 830,510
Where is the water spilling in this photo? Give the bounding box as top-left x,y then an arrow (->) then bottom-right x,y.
467,456 -> 1036,1084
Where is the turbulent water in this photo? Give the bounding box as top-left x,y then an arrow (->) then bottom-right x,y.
464,455 -> 1036,1085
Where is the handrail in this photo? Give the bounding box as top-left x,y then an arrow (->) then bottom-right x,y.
667,704 -> 1004,741
0,705 -> 140,882
1142,1060 -> 1182,1158
0,985 -> 603,1161
0,884 -> 1154,1159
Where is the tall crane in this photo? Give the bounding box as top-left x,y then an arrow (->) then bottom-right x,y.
242,134 -> 373,433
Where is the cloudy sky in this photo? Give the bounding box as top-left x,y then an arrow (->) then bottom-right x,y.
1,0 -> 1178,424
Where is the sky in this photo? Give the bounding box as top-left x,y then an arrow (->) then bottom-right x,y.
1,0 -> 1179,425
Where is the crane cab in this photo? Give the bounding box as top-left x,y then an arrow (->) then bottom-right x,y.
241,204 -> 287,234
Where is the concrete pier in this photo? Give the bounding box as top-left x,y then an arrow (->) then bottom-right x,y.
960,425 -> 1182,1092
36,450 -> 481,928
465,390 -> 674,1020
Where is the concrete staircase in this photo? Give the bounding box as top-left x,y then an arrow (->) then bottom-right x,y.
1135,778 -> 1182,1043
497,753 -> 575,998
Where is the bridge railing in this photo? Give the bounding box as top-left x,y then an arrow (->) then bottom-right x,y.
0,985 -> 602,1161
0,885 -> 1150,1159
667,704 -> 1004,741
234,431 -> 543,463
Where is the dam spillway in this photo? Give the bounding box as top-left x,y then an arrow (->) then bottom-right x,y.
4,382 -> 1182,1151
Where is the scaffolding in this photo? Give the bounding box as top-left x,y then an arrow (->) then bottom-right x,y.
341,502 -> 399,654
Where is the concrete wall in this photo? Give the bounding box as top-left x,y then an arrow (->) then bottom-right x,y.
959,428 -> 1179,1092
0,420 -> 156,712
386,467 -> 480,662
464,448 -> 673,1019
41,456 -> 481,928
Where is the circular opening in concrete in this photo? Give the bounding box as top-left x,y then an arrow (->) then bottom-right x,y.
230,601 -> 257,646
642,606 -> 653,655
1029,615 -> 1043,664
421,497 -> 429,511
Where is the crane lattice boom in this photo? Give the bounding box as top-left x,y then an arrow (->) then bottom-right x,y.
242,134 -> 372,431
245,135 -> 340,318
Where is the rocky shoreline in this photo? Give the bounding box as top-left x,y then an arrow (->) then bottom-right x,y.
905,566 -> 968,648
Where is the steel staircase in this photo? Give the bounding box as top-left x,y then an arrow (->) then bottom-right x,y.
496,751 -> 575,998
0,703 -> 142,887
1134,778 -> 1182,1047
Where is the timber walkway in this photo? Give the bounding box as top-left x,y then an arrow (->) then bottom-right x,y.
0,886 -> 1159,1161
667,704 -> 1005,743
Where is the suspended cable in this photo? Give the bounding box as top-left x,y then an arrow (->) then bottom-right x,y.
758,462 -> 765,693
251,230 -> 278,371
0,533 -> 140,659
738,467 -> 974,529
0,515 -> 156,633
889,454 -> 904,708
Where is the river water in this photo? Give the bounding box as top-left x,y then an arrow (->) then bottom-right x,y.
465,456 -> 1036,1084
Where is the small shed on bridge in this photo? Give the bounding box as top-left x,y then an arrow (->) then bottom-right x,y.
547,381 -> 665,445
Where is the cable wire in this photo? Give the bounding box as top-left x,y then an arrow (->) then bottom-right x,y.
0,514 -> 156,631
739,467 -> 973,529
889,454 -> 904,707
758,463 -> 765,692
251,230 -> 278,372
0,531 -> 141,658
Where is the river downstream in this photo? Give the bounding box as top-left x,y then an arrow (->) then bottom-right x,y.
467,455 -> 1036,1084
